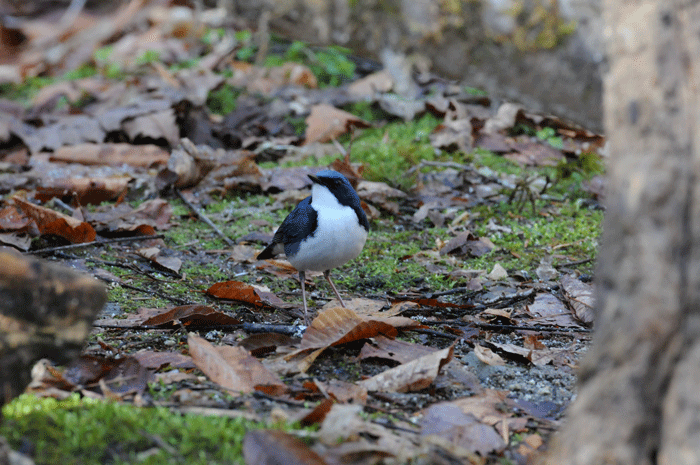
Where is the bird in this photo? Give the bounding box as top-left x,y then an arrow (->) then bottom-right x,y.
257,169 -> 369,323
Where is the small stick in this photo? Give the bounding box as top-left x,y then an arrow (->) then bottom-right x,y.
27,234 -> 164,255
92,322 -> 304,337
175,189 -> 235,247
94,275 -> 193,305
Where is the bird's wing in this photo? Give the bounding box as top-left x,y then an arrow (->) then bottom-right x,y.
257,196 -> 316,259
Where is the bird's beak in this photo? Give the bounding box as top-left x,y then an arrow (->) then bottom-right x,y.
308,174 -> 320,184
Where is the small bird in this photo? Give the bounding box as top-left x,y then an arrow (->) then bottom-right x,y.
257,170 -> 369,323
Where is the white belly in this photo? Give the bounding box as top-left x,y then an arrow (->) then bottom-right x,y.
287,206 -> 368,272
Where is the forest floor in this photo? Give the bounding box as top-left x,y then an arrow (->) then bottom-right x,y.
0,2 -> 603,464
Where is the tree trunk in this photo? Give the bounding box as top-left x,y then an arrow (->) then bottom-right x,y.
542,1 -> 700,464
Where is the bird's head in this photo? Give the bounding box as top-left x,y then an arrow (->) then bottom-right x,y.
308,170 -> 360,209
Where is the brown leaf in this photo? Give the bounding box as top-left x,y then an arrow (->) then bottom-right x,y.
300,398 -> 335,426
87,198 -> 172,235
0,204 -> 32,231
560,274 -> 595,325
473,343 -> 506,366
314,379 -> 368,404
205,281 -> 285,308
142,304 -> 240,328
50,143 -> 169,167
13,197 -> 96,243
99,356 -> 152,397
300,307 -> 398,350
430,119 -> 473,153
486,341 -> 574,367
358,335 -> 437,364
239,333 -> 299,357
421,403 -> 506,455
525,293 -> 580,327
132,351 -> 195,370
243,430 -> 327,465
346,70 -> 394,98
450,389 -> 530,442
136,246 -> 182,274
439,231 -> 495,257
122,109 -> 179,146
359,345 -> 454,393
35,177 -> 130,206
188,334 -> 286,394
303,104 -> 370,145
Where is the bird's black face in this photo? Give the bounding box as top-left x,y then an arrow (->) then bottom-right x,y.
308,171 -> 353,193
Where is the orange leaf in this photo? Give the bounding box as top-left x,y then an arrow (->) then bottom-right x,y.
13,197 -> 95,243
205,281 -> 284,308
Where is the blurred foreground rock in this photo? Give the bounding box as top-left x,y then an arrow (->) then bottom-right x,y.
0,250 -> 106,406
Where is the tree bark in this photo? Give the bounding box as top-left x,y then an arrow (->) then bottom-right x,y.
542,1 -> 700,464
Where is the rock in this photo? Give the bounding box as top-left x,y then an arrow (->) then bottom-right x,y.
0,250 -> 106,406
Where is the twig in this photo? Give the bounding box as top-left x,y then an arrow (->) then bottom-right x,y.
26,234 -> 165,255
556,258 -> 593,268
408,328 -> 460,339
435,320 -> 592,334
92,321 -> 304,337
175,189 -> 235,247
94,276 -> 193,305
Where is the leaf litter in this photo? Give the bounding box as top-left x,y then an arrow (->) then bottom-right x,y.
0,2 -> 604,463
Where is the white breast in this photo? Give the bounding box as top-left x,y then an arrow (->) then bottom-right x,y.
287,185 -> 368,272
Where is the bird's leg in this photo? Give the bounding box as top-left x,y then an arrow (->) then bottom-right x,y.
323,270 -> 346,308
299,270 -> 309,325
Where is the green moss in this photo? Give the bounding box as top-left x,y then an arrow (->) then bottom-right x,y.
342,101 -> 394,122
206,85 -> 241,115
1,393 -> 290,465
344,113 -> 443,189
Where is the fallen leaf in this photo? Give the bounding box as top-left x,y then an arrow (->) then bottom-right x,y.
13,197 -> 96,243
132,351 -> 195,370
526,293 -> 580,327
300,398 -> 335,426
359,345 -> 454,393
35,177 -> 130,206
358,335 -> 437,364
303,104 -> 369,145
238,333 -> 299,357
314,379 -> 368,404
205,280 -> 285,308
300,307 -> 398,350
421,403 -> 506,455
187,334 -> 286,394
142,304 -> 240,328
137,246 -> 182,274
473,343 -> 506,366
243,430 -> 327,465
560,274 -> 595,325
50,143 -> 169,167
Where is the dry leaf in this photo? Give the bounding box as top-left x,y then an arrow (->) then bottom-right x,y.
359,345 -> 454,393
561,274 -> 595,325
358,335 -> 437,364
303,104 -> 369,145
243,429 -> 327,465
50,143 -> 169,167
421,403 -> 506,455
187,334 -> 285,394
205,280 -> 285,308
473,343 -> 506,366
141,304 -> 240,328
300,307 -> 398,350
13,197 -> 96,243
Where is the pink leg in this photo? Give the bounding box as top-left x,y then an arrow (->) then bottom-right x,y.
299,271 -> 309,324
323,270 -> 346,308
